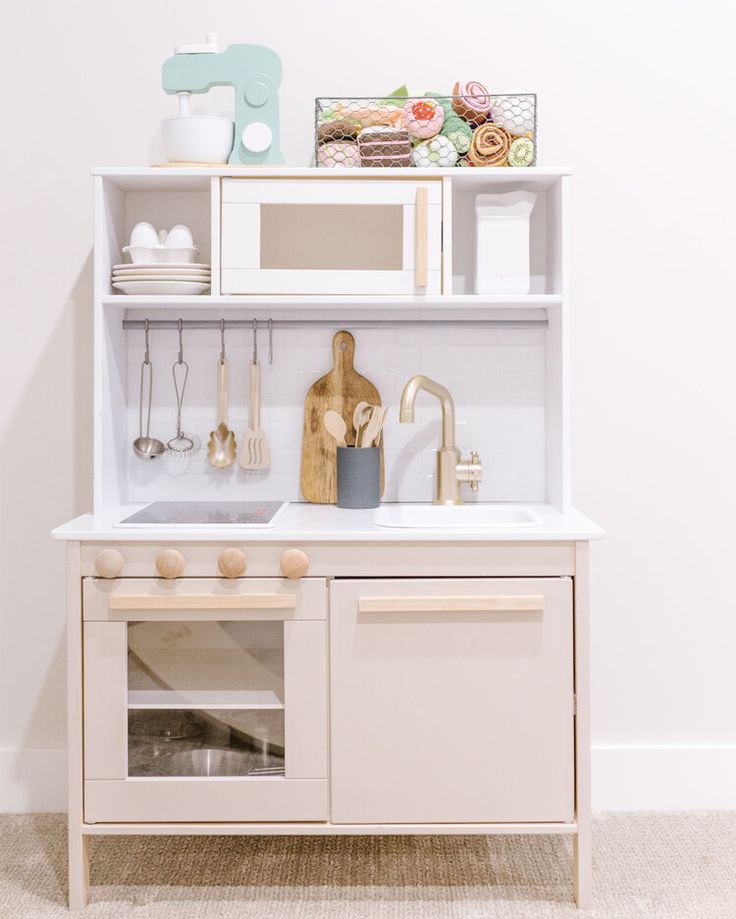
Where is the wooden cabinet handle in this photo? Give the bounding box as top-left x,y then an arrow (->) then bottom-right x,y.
280,548 -> 310,579
415,186 -> 428,288
218,548 -> 247,578
358,595 -> 545,613
95,548 -> 123,579
155,549 -> 185,579
109,593 -> 296,612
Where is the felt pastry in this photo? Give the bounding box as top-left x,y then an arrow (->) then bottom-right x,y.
358,126 -> 412,167
333,101 -> 403,129
412,134 -> 459,168
452,81 -> 493,126
424,92 -> 473,153
490,95 -> 535,135
402,98 -> 444,139
468,123 -> 512,166
317,118 -> 359,143
317,141 -> 361,168
507,135 -> 535,167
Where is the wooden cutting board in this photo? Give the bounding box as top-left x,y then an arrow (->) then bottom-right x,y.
300,330 -> 383,504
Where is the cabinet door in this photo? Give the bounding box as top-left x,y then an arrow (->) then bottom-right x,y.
83,578 -> 328,823
221,179 -> 442,294
329,578 -> 574,824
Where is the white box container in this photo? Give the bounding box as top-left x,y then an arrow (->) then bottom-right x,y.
475,191 -> 537,294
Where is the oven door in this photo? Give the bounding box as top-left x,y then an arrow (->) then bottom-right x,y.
82,577 -> 328,823
220,179 -> 442,295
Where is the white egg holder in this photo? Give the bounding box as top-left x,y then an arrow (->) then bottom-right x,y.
122,221 -> 200,265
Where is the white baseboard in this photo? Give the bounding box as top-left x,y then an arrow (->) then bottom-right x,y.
591,744 -> 736,810
0,749 -> 66,813
2,745 -> 736,813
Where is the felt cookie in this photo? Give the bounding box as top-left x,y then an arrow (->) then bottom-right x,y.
402,98 -> 444,139
452,81 -> 493,126
507,136 -> 535,167
358,126 -> 412,167
317,141 -> 361,168
317,118 -> 359,143
412,134 -> 459,168
468,123 -> 512,166
490,95 -> 535,135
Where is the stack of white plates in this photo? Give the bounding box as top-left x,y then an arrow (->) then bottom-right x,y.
112,263 -> 211,295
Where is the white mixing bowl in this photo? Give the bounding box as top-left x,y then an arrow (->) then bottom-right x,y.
161,115 -> 234,165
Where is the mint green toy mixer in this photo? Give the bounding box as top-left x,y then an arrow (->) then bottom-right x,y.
163,38 -> 283,165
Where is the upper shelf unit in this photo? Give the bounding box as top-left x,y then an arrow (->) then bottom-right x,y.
95,167 -> 569,314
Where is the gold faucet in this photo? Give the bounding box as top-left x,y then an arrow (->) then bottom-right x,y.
399,375 -> 482,505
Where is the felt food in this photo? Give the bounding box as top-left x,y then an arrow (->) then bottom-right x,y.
317,141 -> 361,168
402,99 -> 444,139
507,135 -> 535,167
452,81 -> 493,126
317,118 -> 359,143
490,95 -> 535,136
412,135 -> 459,168
468,123 -> 512,166
358,126 -> 412,167
424,92 -> 473,153
334,101 -> 403,129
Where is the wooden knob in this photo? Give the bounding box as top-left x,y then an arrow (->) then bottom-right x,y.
280,549 -> 310,579
95,548 -> 123,579
218,548 -> 247,578
156,549 -> 185,579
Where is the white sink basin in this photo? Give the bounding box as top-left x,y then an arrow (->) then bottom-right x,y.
373,504 -> 541,529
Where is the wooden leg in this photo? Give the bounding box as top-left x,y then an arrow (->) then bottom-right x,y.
573,542 -> 592,909
68,830 -> 89,911
573,825 -> 592,909
66,543 -> 89,910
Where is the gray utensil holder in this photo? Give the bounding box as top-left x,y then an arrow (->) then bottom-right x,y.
336,447 -> 380,509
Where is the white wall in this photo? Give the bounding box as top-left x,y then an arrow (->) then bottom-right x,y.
1,0 -> 734,812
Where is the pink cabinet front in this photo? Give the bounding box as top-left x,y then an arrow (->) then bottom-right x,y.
329,577 -> 575,824
82,577 -> 328,823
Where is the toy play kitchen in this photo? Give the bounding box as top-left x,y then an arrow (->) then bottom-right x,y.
53,39 -> 601,912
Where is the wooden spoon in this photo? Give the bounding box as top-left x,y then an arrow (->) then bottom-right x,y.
352,401 -> 372,445
323,410 -> 347,448
360,405 -> 385,447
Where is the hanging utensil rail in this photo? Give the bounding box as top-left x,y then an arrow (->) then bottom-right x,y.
121,318 -> 548,331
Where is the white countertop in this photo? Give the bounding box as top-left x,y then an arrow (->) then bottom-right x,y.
52,503 -> 603,543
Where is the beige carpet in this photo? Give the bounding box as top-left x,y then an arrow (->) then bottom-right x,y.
1,813 -> 735,918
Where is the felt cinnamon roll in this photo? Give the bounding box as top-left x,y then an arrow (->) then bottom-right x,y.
452,81 -> 492,126
468,123 -> 512,166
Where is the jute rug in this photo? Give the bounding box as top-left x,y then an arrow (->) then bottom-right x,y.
1,812 -> 734,917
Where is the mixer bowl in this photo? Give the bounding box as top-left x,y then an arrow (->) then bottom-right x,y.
161,115 -> 234,164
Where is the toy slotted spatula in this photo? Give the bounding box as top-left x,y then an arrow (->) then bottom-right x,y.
240,320 -> 270,471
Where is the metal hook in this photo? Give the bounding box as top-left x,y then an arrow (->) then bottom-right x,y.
177,318 -> 184,364
268,318 -> 273,365
143,318 -> 150,364
220,318 -> 226,364
252,318 -> 258,363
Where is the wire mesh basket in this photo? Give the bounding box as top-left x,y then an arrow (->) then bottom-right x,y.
315,92 -> 536,169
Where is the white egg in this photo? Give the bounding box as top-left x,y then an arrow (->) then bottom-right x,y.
166,224 -> 194,249
129,221 -> 158,248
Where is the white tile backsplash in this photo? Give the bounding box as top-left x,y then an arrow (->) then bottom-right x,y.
125,325 -> 546,504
